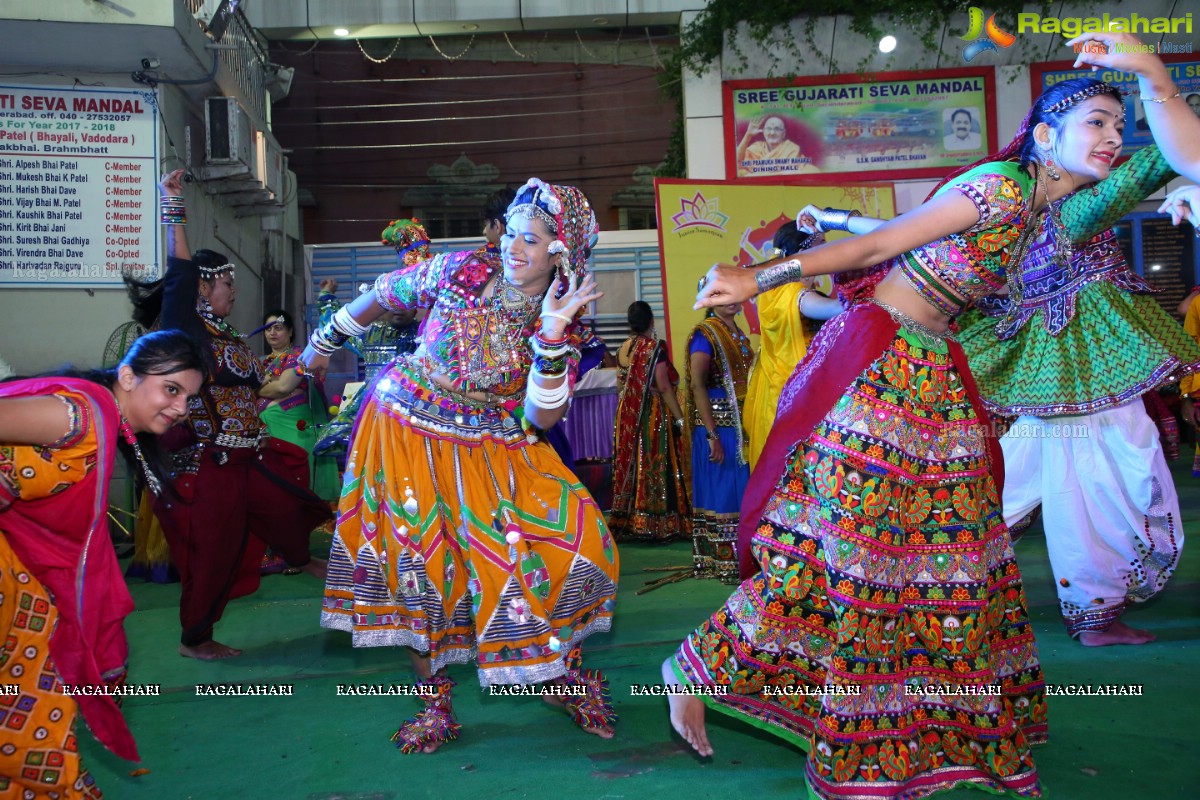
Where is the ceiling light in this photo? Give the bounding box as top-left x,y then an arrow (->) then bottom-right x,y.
333,27 -> 349,37
879,35 -> 897,53
462,23 -> 479,31
1151,264 -> 1162,271
592,17 -> 608,25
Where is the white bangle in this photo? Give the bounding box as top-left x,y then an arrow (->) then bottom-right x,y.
540,311 -> 575,325
332,306 -> 369,338
526,368 -> 570,408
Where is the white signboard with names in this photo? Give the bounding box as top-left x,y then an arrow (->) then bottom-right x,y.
0,84 -> 159,287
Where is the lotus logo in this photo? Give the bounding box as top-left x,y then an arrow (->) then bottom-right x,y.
960,7 -> 1016,62
670,192 -> 729,235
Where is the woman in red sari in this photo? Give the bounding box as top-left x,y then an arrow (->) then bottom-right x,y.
610,301 -> 690,541
0,330 -> 204,798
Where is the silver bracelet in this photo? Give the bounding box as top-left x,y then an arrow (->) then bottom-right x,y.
755,258 -> 805,294
817,207 -> 862,233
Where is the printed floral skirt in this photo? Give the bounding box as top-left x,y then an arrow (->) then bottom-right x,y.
673,328 -> 1046,800
321,362 -> 619,686
0,537 -> 103,799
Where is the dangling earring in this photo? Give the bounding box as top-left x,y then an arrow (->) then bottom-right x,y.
1044,156 -> 1062,181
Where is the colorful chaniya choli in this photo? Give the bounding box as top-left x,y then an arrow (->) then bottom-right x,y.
958,147 -> 1199,418
314,243 -> 500,458
687,316 -> 754,583
1,379 -> 141,798
321,248 -> 619,686
672,158 -> 1114,800
673,149 -> 1186,799
955,147 -> 1189,637
609,335 -> 691,542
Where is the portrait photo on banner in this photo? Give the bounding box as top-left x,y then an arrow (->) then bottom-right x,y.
653,179 -> 897,372
725,67 -> 997,182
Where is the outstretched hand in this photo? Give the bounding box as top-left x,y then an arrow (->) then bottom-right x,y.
695,263 -> 759,310
1158,185 -> 1200,230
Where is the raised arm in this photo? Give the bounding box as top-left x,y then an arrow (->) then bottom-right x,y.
1070,31 -> 1200,181
1059,145 -> 1176,242
161,169 -> 191,261
696,190 -> 980,309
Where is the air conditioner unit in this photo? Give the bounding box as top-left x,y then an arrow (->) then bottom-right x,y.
205,96 -> 255,175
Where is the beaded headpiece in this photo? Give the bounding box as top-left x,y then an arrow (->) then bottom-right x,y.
381,217 -> 433,267
197,263 -> 235,280
1045,83 -> 1124,115
508,177 -> 598,280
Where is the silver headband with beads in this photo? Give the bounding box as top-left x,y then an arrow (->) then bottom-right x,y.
1045,83 -> 1122,115
509,203 -> 559,234
198,262 -> 235,279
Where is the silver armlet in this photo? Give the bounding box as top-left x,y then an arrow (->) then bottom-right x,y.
817,207 -> 862,233
755,259 -> 805,294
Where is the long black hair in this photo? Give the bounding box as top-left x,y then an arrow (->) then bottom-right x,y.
124,248 -> 232,328
8,330 -> 207,493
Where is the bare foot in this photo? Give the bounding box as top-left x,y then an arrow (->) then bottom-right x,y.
179,640 -> 242,660
1080,618 -> 1156,646
301,557 -> 328,581
544,681 -> 616,739
662,657 -> 713,757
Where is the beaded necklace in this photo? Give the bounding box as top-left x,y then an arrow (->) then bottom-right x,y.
451,272 -> 544,391
197,296 -> 242,339
114,398 -> 162,496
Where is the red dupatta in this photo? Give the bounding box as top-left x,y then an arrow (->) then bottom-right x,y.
0,377 -> 138,761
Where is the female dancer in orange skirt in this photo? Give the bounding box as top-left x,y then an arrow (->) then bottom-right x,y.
301,178 -> 619,752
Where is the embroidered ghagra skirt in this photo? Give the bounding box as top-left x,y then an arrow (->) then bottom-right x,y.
672,303 -> 1046,800
321,359 -> 619,686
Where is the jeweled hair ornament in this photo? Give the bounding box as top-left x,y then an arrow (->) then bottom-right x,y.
1045,83 -> 1123,115
509,178 -> 598,282
198,263 -> 235,279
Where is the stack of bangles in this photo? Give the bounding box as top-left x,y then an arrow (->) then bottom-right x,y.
161,196 -> 187,226
308,306 -> 368,356
526,313 -> 575,409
